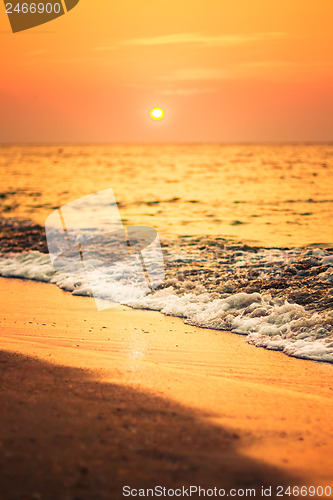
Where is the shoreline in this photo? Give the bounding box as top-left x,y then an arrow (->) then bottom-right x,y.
1,239 -> 333,363
0,215 -> 333,363
0,277 -> 333,497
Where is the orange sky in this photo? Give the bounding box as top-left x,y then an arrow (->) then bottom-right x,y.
0,0 -> 332,142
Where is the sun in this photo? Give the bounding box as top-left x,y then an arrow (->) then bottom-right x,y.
150,108 -> 165,120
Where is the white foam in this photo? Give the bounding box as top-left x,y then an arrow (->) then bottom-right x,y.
322,256 -> 333,266
0,251 -> 332,364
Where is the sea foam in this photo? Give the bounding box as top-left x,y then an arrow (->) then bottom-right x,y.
0,250 -> 332,364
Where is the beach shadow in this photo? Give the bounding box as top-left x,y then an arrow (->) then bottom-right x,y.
0,350 -> 300,500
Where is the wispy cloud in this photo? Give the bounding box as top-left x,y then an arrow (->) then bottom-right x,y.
156,58 -> 333,84
28,49 -> 49,56
95,32 -> 285,51
240,60 -> 333,69
157,87 -> 215,96
159,68 -> 231,82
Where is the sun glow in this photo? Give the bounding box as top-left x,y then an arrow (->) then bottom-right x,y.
150,108 -> 165,120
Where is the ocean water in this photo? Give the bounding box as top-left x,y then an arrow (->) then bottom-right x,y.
0,144 -> 332,363
1,144 -> 332,247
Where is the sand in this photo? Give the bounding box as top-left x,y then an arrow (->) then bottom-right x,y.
0,277 -> 333,499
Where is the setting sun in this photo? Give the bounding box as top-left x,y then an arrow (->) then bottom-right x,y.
150,108 -> 165,120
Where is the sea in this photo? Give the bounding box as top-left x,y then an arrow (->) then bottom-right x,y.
0,144 -> 333,363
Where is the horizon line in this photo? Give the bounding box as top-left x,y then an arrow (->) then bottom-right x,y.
1,140 -> 332,147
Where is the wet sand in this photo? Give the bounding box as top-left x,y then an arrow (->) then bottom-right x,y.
0,277 -> 333,499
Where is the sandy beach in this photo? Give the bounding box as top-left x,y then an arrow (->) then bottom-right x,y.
1,0 -> 333,496
1,277 -> 332,499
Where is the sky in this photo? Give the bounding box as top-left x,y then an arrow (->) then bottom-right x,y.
0,0 -> 332,143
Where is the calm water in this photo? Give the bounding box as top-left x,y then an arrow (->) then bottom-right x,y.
1,144 -> 332,247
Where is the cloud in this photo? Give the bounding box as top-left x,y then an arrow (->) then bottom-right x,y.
28,49 -> 49,56
159,68 -> 231,82
241,60 -> 333,69
156,58 -> 333,84
157,87 -> 215,96
95,32 -> 285,51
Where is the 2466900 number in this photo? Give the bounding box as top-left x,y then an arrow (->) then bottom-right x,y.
6,2 -> 61,14
276,485 -> 332,497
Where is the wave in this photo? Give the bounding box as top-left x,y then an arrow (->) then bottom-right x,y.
0,245 -> 332,364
